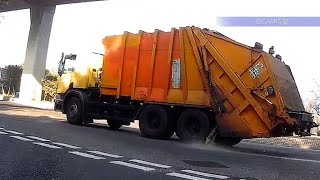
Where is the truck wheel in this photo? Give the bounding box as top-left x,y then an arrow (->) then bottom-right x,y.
66,97 -> 83,125
139,105 -> 172,139
176,109 -> 210,143
214,136 -> 242,146
107,120 -> 123,130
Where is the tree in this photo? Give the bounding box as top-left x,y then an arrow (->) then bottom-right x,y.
41,69 -> 58,101
305,81 -> 320,115
1,65 -> 23,95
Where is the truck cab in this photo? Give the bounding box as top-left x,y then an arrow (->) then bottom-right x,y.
54,52 -> 103,111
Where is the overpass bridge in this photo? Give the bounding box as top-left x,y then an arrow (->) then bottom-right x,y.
0,0 -> 104,101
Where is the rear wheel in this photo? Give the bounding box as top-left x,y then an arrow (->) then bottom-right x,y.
107,119 -> 123,130
139,105 -> 173,139
66,97 -> 83,125
176,109 -> 210,143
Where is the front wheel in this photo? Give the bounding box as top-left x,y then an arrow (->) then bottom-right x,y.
66,97 -> 83,125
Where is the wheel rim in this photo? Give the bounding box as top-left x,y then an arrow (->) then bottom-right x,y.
68,103 -> 78,118
186,118 -> 201,137
147,112 -> 161,130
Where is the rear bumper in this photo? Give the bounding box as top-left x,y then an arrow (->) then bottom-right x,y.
288,111 -> 318,136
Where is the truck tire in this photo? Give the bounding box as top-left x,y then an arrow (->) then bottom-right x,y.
66,97 -> 83,125
139,105 -> 172,139
214,136 -> 242,146
107,120 -> 123,130
176,109 -> 210,143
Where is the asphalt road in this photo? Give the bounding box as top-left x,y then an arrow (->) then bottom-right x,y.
1,101 -> 320,180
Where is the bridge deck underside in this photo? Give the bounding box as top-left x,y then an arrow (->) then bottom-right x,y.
0,0 -> 104,12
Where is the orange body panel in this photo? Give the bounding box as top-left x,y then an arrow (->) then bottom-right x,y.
100,27 -> 305,138
101,28 -> 209,106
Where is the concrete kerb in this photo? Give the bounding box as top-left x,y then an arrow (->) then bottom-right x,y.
10,98 -> 54,110
242,136 -> 320,150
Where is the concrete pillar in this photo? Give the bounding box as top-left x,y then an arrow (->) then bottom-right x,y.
19,6 -> 56,101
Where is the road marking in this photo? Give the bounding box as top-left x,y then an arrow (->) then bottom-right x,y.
166,172 -> 211,180
33,142 -> 62,149
5,130 -> 24,135
52,142 -> 82,149
110,161 -> 155,171
10,136 -> 33,141
0,131 -> 8,135
249,153 -> 320,163
87,151 -> 123,158
182,170 -> 229,179
27,136 -> 50,142
129,159 -> 171,168
69,151 -> 105,160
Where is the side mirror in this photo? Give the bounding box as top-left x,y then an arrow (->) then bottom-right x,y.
65,54 -> 77,60
58,64 -> 63,76
58,52 -> 65,76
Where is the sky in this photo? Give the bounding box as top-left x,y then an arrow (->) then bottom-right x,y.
0,0 -> 320,101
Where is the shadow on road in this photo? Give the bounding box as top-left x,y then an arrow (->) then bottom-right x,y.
0,108 -> 311,159
2,101 -> 317,160
1,101 -> 180,142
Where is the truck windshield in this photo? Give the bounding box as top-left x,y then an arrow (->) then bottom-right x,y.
63,59 -> 76,73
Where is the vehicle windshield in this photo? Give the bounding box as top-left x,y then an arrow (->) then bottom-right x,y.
63,59 -> 76,73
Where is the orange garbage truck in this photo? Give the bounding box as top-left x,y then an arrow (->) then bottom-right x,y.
54,26 -> 317,145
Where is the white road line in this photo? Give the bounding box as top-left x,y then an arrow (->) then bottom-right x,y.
182,170 -> 229,179
249,152 -> 320,163
27,136 -> 50,142
129,159 -> 171,169
10,136 -> 33,141
166,172 -> 211,180
33,142 -> 62,149
87,151 -> 123,158
69,151 -> 105,160
5,130 -> 24,135
52,142 -> 82,149
0,131 -> 8,135
110,161 -> 155,171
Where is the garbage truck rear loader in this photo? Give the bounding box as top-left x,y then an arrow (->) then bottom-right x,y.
54,26 -> 316,145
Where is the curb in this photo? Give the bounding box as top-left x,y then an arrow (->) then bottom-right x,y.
243,136 -> 320,150
10,99 -> 54,110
